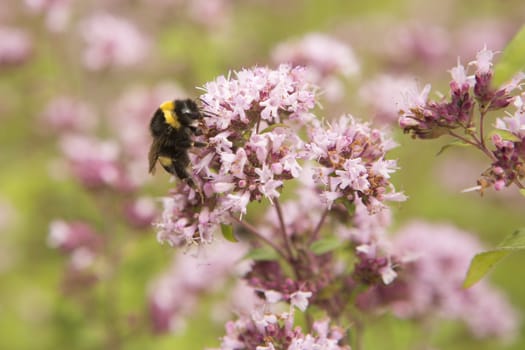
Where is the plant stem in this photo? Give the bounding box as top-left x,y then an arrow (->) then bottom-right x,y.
308,208 -> 329,246
479,108 -> 487,149
229,213 -> 289,260
274,198 -> 295,260
448,130 -> 496,161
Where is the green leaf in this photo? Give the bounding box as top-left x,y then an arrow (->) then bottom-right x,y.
463,228 -> 525,288
260,123 -> 288,134
494,25 -> 525,86
519,188 -> 525,198
243,247 -> 279,261
436,140 -> 472,156
343,200 -> 356,216
310,237 -> 341,255
220,224 -> 238,242
489,129 -> 521,142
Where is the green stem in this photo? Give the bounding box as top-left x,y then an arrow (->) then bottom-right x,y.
229,214 -> 289,260
274,198 -> 295,260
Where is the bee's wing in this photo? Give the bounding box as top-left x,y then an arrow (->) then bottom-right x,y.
148,140 -> 162,174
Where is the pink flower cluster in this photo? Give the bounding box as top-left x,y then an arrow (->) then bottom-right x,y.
358,221 -> 519,340
305,115 -> 405,212
210,309 -> 349,350
399,47 -> 524,139
156,65 -> 318,246
155,64 -> 403,247
484,93 -> 525,190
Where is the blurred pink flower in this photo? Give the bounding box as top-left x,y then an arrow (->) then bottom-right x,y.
148,239 -> 248,333
59,134 -> 134,191
0,26 -> 33,66
383,22 -> 450,69
40,96 -> 97,134
359,74 -> 421,125
455,20 -> 514,60
188,0 -> 232,29
24,0 -> 72,32
385,221 -> 519,340
48,219 -> 102,269
272,33 -> 359,101
124,196 -> 157,229
79,13 -> 149,71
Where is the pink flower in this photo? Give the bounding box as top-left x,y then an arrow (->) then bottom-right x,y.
383,22 -> 450,68
148,239 -> 247,333
39,96 -> 97,134
47,220 -> 102,269
124,197 -> 157,229
469,45 -> 496,75
271,33 -> 359,78
80,13 -> 149,71
24,0 -> 72,32
359,74 -> 422,125
155,65 -> 318,246
59,134 -> 133,191
211,309 -> 350,350
188,0 -> 232,29
0,26 -> 32,66
367,221 -> 520,340
305,115 -> 404,212
271,33 -> 359,101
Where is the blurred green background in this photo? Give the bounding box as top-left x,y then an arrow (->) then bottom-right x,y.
1,0 -> 525,349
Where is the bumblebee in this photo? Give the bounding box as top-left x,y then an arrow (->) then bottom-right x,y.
148,99 -> 207,185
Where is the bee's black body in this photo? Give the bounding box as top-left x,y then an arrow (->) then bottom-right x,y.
148,99 -> 206,183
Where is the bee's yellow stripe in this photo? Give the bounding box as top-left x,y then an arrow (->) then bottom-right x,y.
160,100 -> 181,129
158,156 -> 173,167
163,110 -> 181,129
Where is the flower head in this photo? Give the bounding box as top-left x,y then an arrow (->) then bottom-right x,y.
305,115 -> 404,212
155,64 -> 318,246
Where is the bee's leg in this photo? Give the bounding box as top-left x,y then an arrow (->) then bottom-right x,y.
192,141 -> 207,147
189,125 -> 203,136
